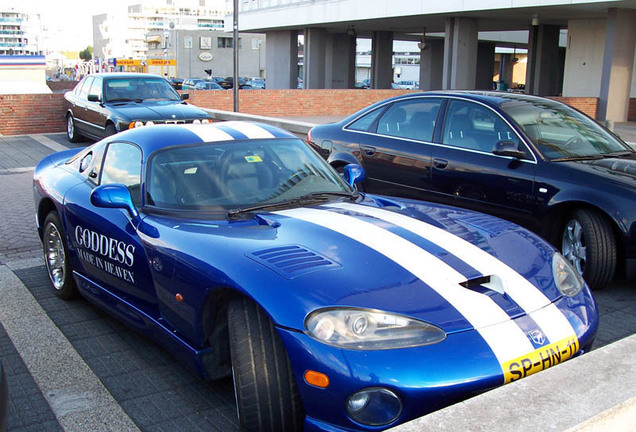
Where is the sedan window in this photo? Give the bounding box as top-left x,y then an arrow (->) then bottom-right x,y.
376,99 -> 441,142
442,100 -> 521,153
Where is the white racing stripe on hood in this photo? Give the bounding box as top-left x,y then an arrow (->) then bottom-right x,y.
181,125 -> 234,142
223,121 -> 275,138
329,202 -> 576,344
276,207 -> 535,364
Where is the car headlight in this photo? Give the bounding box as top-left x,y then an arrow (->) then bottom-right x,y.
129,121 -> 145,129
201,118 -> 210,124
305,308 -> 446,350
552,252 -> 584,297
192,119 -> 201,124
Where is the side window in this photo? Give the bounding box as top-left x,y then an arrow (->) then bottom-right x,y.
347,107 -> 385,132
89,77 -> 103,101
101,143 -> 142,206
78,76 -> 94,100
376,99 -> 441,142
442,100 -> 520,153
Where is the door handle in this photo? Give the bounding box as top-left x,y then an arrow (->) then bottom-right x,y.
360,145 -> 376,156
433,158 -> 449,169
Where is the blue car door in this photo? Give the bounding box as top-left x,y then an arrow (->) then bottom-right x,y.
63,140 -> 157,312
429,99 -> 537,227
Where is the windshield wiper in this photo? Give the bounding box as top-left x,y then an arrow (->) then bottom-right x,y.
600,151 -> 634,158
106,98 -> 143,103
551,155 -> 604,162
227,191 -> 358,219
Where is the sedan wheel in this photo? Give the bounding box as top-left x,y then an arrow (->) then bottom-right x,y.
66,115 -> 82,143
227,297 -> 303,432
43,212 -> 77,299
561,209 -> 616,290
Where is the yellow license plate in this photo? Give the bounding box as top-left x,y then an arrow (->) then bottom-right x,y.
503,337 -> 579,384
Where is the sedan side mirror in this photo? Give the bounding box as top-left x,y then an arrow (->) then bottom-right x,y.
91,184 -> 139,219
87,94 -> 101,102
343,164 -> 366,187
493,141 -> 525,159
181,93 -> 189,100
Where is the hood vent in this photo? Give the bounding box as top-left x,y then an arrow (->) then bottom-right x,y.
248,245 -> 340,279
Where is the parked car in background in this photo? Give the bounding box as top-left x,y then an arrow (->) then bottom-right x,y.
194,81 -> 224,90
33,121 -> 597,432
355,79 -> 370,89
246,78 -> 265,89
395,80 -> 419,89
167,77 -> 184,91
181,78 -> 207,90
210,76 -> 231,89
63,73 -> 211,142
308,91 -> 636,290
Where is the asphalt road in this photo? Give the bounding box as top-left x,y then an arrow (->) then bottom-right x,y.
0,132 -> 634,431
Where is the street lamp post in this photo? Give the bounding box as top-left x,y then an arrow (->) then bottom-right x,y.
233,0 -> 239,112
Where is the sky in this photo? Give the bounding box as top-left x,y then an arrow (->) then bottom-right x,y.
8,0 -> 132,51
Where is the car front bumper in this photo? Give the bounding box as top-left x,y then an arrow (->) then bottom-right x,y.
277,293 -> 598,431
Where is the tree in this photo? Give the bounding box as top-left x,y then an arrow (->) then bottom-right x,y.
79,46 -> 93,62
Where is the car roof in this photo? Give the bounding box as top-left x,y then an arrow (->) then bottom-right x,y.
339,90 -> 563,123
111,121 -> 298,158
88,73 -> 168,80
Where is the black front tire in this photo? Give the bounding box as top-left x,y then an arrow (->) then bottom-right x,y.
67,114 -> 82,143
104,124 -> 117,137
561,208 -> 616,290
42,212 -> 77,299
227,297 -> 303,432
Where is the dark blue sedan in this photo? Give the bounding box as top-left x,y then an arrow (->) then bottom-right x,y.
308,91 -> 636,290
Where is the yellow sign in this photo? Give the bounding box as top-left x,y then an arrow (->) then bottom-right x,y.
148,59 -> 176,66
116,59 -> 141,66
503,336 -> 579,384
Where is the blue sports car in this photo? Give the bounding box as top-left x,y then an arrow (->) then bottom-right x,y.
33,122 -> 598,431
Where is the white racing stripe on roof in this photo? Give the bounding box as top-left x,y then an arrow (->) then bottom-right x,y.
328,203 -> 577,344
181,124 -> 235,142
276,207 -> 534,364
222,121 -> 275,139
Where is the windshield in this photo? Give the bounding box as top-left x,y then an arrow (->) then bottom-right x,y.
104,77 -> 181,103
146,138 -> 353,212
501,98 -> 630,160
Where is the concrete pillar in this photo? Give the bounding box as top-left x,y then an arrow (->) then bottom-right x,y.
476,42 -> 496,90
304,28 -> 327,89
419,39 -> 444,90
371,31 -> 393,89
526,24 -> 561,96
265,30 -> 298,89
598,8 -> 636,122
442,17 -> 479,90
326,33 -> 356,89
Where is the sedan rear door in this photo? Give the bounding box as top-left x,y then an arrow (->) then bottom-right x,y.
352,97 -> 443,200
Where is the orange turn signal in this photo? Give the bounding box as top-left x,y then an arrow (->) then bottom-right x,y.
304,370 -> 329,389
175,293 -> 184,302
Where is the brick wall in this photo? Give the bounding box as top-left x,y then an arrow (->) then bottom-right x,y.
0,90 -> 624,137
184,89 -> 416,117
46,81 -> 78,92
0,93 -> 66,136
551,97 -> 598,119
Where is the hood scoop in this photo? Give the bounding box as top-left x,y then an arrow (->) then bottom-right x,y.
248,245 -> 340,279
460,274 -> 505,295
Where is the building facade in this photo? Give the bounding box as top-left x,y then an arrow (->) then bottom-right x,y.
237,0 -> 636,123
0,8 -> 42,55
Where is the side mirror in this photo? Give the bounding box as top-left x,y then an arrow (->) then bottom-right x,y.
91,184 -> 139,219
180,93 -> 190,100
493,141 -> 525,159
343,163 -> 366,187
87,94 -> 100,102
